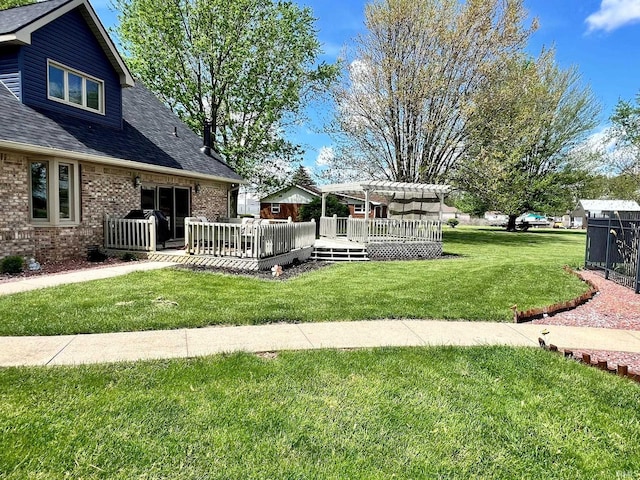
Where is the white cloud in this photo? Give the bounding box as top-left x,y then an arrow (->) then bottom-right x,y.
586,0 -> 640,33
315,146 -> 335,167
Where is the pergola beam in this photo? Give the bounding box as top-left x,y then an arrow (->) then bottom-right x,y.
319,181 -> 451,196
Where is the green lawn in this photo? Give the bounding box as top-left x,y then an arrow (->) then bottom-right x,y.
0,227 -> 589,336
1,347 -> 639,479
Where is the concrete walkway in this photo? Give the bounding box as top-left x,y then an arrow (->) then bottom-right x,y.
2,262 -> 640,368
2,320 -> 640,367
0,261 -> 178,296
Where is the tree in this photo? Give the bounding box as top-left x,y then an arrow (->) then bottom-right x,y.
455,50 -> 600,230
326,0 -> 535,184
290,165 -> 315,187
0,0 -> 35,9
608,93 -> 640,179
299,195 -> 349,226
115,0 -> 338,187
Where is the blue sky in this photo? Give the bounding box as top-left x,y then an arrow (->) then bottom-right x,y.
92,0 -> 640,170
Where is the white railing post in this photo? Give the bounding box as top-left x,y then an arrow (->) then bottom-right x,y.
184,218 -> 191,253
149,216 -> 156,251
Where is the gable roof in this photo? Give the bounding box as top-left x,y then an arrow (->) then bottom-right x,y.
260,184 -> 320,202
577,199 -> 640,213
0,80 -> 243,183
0,0 -> 134,86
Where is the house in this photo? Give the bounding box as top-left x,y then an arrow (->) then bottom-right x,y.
342,193 -> 388,219
572,199 -> 640,228
259,183 -> 388,221
259,184 -> 320,220
0,0 -> 243,262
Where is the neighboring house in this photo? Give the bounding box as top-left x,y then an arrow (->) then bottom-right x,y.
260,184 -> 320,220
0,0 -> 243,262
259,184 -> 388,220
342,194 -> 387,219
572,199 -> 640,228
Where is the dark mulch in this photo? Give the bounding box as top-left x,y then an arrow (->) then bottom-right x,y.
174,259 -> 333,280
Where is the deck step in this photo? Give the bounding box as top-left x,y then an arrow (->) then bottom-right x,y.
311,246 -> 369,262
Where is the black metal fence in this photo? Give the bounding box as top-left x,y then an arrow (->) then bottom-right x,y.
585,213 -> 640,293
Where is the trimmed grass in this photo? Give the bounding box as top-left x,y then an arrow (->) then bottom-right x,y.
0,228 -> 589,336
1,347 -> 639,479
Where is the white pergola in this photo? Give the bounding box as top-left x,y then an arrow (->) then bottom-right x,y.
319,181 -> 451,220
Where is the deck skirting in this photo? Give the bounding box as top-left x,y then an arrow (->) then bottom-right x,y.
366,241 -> 442,260
145,246 -> 313,271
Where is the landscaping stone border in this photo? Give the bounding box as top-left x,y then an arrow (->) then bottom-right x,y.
545,344 -> 640,384
513,267 -> 599,323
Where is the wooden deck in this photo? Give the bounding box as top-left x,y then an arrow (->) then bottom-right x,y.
312,238 -> 369,262
105,216 -> 444,269
146,246 -> 313,271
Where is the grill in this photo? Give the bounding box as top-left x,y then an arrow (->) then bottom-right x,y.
124,209 -> 171,247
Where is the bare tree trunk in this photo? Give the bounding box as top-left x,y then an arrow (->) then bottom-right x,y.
507,215 -> 518,231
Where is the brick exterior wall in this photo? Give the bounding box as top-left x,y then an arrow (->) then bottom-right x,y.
192,182 -> 229,220
0,150 -> 230,262
260,202 -> 300,221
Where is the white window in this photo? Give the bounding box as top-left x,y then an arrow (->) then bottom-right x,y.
271,203 -> 281,214
29,159 -> 80,225
353,204 -> 366,214
47,60 -> 104,114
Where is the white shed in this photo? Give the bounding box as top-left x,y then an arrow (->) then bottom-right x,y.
572,199 -> 640,227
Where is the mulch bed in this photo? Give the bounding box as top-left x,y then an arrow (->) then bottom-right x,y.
174,260 -> 332,280
532,269 -> 640,376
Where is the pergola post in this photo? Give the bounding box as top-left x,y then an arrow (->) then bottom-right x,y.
364,189 -> 370,243
437,193 -> 444,222
321,193 -> 327,218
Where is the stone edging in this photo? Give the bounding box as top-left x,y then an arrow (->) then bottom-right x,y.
513,267 -> 599,323
545,345 -> 640,383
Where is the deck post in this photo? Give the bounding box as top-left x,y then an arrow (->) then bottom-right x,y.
149,217 -> 157,252
321,193 -> 327,217
364,189 -> 370,243
184,218 -> 191,253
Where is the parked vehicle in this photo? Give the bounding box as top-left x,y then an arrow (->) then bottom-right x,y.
516,213 -> 551,229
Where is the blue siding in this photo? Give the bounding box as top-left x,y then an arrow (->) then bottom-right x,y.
0,46 -> 21,99
21,8 -> 122,128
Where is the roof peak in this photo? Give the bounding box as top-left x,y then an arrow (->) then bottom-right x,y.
0,0 -> 134,87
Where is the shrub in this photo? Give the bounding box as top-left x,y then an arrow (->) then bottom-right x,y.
87,246 -> 108,262
120,252 -> 138,262
447,218 -> 460,228
1,255 -> 24,274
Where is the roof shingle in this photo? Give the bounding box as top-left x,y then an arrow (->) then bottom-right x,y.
0,0 -> 71,35
0,81 -> 243,182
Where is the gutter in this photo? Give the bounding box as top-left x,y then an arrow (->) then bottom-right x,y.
0,139 -> 246,185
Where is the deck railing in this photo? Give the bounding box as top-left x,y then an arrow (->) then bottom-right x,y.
320,215 -> 349,239
321,216 -> 442,243
185,218 -> 316,258
104,216 -> 156,251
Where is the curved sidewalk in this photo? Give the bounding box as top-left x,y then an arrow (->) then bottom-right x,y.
2,320 -> 640,367
0,261 -> 178,296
